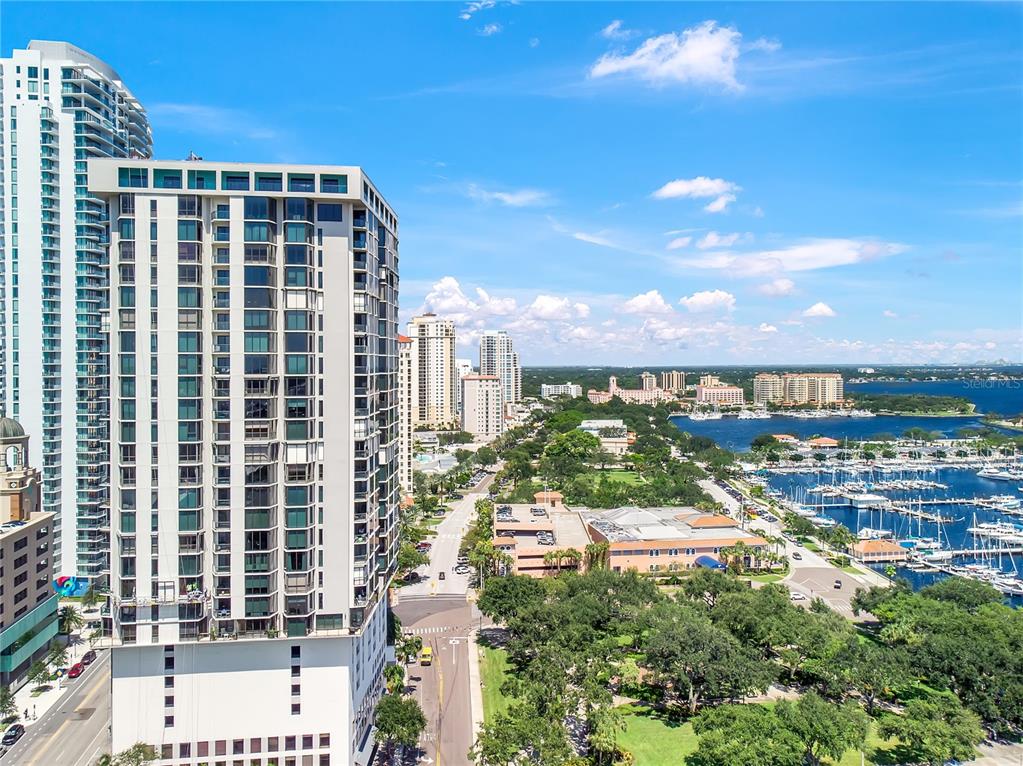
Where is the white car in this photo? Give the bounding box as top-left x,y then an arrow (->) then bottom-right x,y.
789,592 -> 807,601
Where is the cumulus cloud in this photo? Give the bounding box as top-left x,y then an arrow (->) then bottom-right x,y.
590,21 -> 745,90
680,238 -> 907,275
459,0 -> 495,20
526,295 -> 590,321
758,323 -> 778,333
478,23 -> 502,36
600,20 -> 637,40
803,302 -> 837,318
666,236 -> 692,250
651,176 -> 741,213
757,278 -> 795,296
696,231 -> 742,249
423,277 -> 519,325
680,289 -> 736,313
621,290 -> 674,316
467,183 -> 552,207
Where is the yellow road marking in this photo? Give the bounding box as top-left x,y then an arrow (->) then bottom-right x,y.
436,638 -> 444,766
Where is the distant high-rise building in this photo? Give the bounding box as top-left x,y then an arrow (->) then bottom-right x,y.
479,330 -> 521,405
659,370 -> 686,392
781,373 -> 844,405
0,418 -> 57,690
91,158 -> 398,765
455,357 -> 474,412
408,314 -> 457,427
0,41 -> 152,578
695,384 -> 745,406
461,375 -> 504,438
541,382 -> 583,399
698,374 -> 721,387
640,371 -> 657,391
753,373 -> 784,405
399,336 -> 415,496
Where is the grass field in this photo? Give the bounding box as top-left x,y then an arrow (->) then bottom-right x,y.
480,645 -> 513,722
586,468 -> 645,486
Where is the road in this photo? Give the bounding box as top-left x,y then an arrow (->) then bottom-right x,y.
2,651 -> 111,766
698,478 -> 885,617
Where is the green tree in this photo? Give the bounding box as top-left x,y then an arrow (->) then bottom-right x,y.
775,692 -> 868,766
470,702 -> 572,766
475,446 -> 498,468
751,434 -> 779,450
478,575 -> 545,623
47,639 -> 69,669
27,659 -> 50,690
539,430 -> 600,483
878,693 -> 984,766
920,576 -> 1003,611
588,704 -> 625,766
396,542 -> 429,576
687,704 -> 803,766
107,744 -> 159,766
384,663 -> 406,695
396,634 -> 423,665
81,585 -> 101,610
374,693 -> 427,760
0,685 -> 17,721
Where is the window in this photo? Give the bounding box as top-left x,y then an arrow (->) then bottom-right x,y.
291,703 -> 301,715
164,715 -> 174,727
316,203 -> 342,222
119,167 -> 148,188
288,175 -> 314,193
223,174 -> 250,191
320,174 -> 347,193
301,736 -> 313,750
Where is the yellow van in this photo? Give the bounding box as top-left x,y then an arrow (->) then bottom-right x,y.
420,647 -> 433,666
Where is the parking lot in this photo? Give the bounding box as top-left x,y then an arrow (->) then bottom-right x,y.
492,503 -> 590,576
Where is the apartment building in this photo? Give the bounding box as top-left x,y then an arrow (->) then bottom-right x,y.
407,314 -> 456,428
89,159 -> 398,765
0,41 -> 152,579
0,419 -> 57,689
695,384 -> 745,406
479,330 -> 521,405
698,374 -> 721,387
540,382 -> 582,399
454,357 -> 473,413
640,371 -> 657,391
398,335 -> 414,497
461,375 -> 504,439
659,370 -> 686,393
753,373 -> 785,405
588,376 -> 670,405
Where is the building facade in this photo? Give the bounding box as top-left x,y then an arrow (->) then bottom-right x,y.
640,371 -> 656,391
454,357 -> 473,413
757,373 -> 846,406
479,330 -> 521,405
578,419 -> 630,456
0,41 -> 152,579
90,159 -> 398,765
407,314 -> 456,428
0,418 -> 57,690
588,376 -> 670,406
398,335 -> 414,497
540,382 -> 582,399
753,373 -> 785,405
659,370 -> 686,393
695,384 -> 745,406
460,375 -> 504,439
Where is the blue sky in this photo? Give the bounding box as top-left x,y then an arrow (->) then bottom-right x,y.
5,2 -> 1022,365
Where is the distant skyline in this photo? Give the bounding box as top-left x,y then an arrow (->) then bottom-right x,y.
6,2 -> 1021,365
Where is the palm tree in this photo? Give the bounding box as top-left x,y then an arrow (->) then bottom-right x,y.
59,605 -> 84,635
584,541 -> 610,571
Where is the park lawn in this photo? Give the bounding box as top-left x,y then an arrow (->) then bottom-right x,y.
746,573 -> 786,584
480,645 -> 513,723
586,469 -> 645,486
617,703 -> 699,766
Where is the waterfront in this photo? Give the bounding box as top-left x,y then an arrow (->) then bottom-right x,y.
847,379 -> 1023,415
763,466 -> 1023,604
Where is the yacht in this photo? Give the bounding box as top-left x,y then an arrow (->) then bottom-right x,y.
689,411 -> 723,421
738,409 -> 772,420
848,409 -> 876,418
857,527 -> 893,540
809,515 -> 837,528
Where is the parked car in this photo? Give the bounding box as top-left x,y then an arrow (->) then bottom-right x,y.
2,724 -> 24,746
789,592 -> 807,601
439,572 -> 446,581
455,565 -> 470,575
833,579 -> 843,589
82,649 -> 97,665
791,551 -> 802,560
68,663 -> 84,679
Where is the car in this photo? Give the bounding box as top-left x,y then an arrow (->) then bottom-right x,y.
68,663 -> 84,679
416,542 -> 432,550
455,566 -> 470,575
1,724 -> 24,746
82,649 -> 97,665
833,579 -> 843,589
450,493 -> 464,500
420,647 -> 433,666
791,551 -> 802,560
403,572 -> 421,584
438,572 -> 446,581
789,592 -> 807,601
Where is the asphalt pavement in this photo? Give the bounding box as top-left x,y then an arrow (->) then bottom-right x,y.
2,651 -> 111,766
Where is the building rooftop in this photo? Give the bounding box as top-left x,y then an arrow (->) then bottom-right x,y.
583,506 -> 765,544
0,417 -> 25,440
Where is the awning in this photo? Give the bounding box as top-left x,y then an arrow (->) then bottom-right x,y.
695,555 -> 726,570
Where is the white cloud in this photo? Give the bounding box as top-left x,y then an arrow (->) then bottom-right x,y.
680,238 -> 907,276
883,309 -> 899,318
527,295 -> 589,321
466,183 -> 552,207
590,21 -> 745,90
651,176 -> 741,213
748,37 -> 781,53
758,323 -> 778,333
696,231 -> 742,249
459,0 -> 495,20
600,20 -> 637,40
621,290 -> 674,316
529,37 -> 540,48
757,278 -> 795,296
666,236 -> 692,250
478,23 -> 502,36
423,276 -> 519,325
803,302 -> 837,318
680,289 -> 736,313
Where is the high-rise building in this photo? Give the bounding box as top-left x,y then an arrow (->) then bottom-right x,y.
695,384 -> 745,406
479,330 -> 521,405
0,418 -> 57,690
90,158 -> 398,764
398,335 -> 414,497
698,374 -> 721,387
659,370 -> 686,392
753,373 -> 784,405
640,371 -> 657,391
0,41 -> 152,578
779,373 -> 844,405
455,357 -> 473,413
407,314 -> 457,427
461,375 -> 504,438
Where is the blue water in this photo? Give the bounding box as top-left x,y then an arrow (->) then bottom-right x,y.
764,467 -> 1023,604
847,379 -> 1023,416
672,414 -> 990,452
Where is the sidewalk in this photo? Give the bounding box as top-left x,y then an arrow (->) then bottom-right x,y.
467,620 -> 484,741
9,630 -> 89,728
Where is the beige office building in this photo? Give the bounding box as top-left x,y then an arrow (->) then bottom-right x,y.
659,370 -> 686,392
407,314 -> 457,427
753,373 -> 785,405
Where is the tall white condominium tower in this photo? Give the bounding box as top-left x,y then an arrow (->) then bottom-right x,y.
407,314 -> 456,427
479,330 -> 521,405
89,159 -> 399,765
398,335 -> 414,495
454,357 -> 473,413
461,375 -> 504,439
0,41 -> 152,578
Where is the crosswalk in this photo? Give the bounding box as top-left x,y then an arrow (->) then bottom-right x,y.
408,625 -> 452,635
